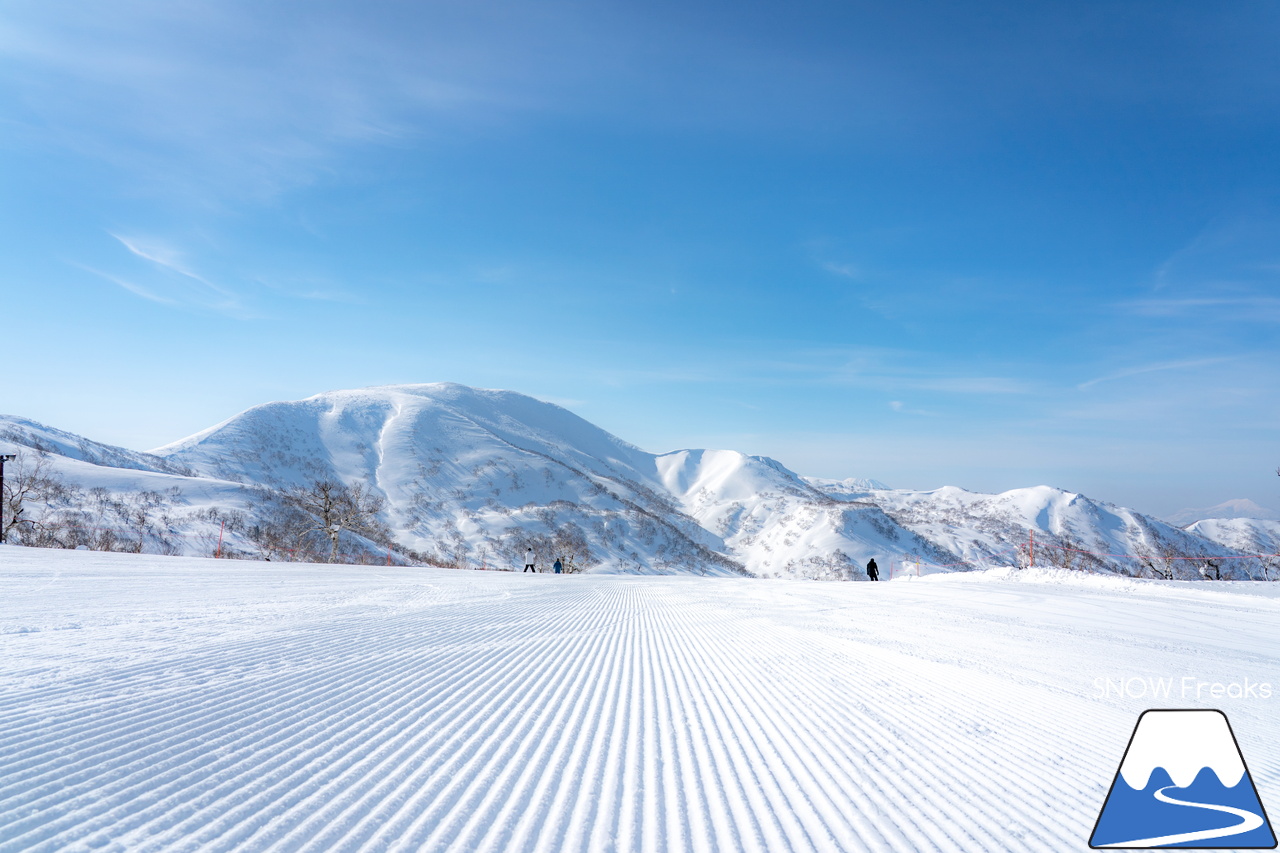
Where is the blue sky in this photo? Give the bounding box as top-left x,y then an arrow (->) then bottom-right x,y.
2,0 -> 1278,517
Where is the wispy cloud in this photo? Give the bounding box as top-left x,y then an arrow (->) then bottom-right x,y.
1122,296 -> 1280,319
903,376 -> 1033,395
72,262 -> 174,305
807,350 -> 1036,395
1077,357 -> 1236,390
110,233 -> 236,300
0,3 -> 504,203
889,400 -> 936,416
822,262 -> 860,280
248,273 -> 363,304
1149,216 -> 1280,299
70,233 -> 254,317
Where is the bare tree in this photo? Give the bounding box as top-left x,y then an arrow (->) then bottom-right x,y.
286,480 -> 388,562
1135,546 -> 1179,580
1044,533 -> 1100,571
553,522 -> 593,573
1,450 -> 73,543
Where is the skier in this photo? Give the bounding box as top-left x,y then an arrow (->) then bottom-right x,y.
866,557 -> 879,581
553,558 -> 563,574
523,548 -> 537,573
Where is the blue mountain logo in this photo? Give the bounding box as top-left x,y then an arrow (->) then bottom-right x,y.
1091,709 -> 1276,849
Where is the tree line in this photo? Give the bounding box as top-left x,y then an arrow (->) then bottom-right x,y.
0,449 -> 414,564
0,448 -> 601,570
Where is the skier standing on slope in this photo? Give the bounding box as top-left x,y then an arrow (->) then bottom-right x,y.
524,548 -> 537,573
553,558 -> 563,574
866,557 -> 879,581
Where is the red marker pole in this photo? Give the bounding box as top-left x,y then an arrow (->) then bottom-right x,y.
215,520 -> 225,559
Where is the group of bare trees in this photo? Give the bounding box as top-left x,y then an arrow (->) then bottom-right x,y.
244,480 -> 399,563
0,449 -> 402,564
0,447 -> 603,570
1,452 -> 186,553
1,451 -> 69,543
502,521 -> 593,573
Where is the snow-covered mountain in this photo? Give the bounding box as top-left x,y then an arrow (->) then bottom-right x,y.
1186,518 -> 1280,561
1165,498 -> 1280,527
1,383 -> 1272,579
148,384 -> 737,574
145,384 -> 937,576
655,449 -> 948,576
801,475 -> 892,499
822,483 -> 1254,577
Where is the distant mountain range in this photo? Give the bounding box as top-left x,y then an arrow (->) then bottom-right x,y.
1163,498 -> 1280,527
2,383 -> 1276,579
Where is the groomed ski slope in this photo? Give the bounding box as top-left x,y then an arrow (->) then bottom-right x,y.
2,550 -> 1278,852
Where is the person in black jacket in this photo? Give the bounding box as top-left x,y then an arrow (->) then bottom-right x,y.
866,557 -> 879,581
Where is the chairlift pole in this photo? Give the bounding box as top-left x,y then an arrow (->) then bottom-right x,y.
0,454 -> 15,543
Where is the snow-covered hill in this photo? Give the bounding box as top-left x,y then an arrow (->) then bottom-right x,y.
1186,518 -> 1280,565
1,383 -> 1272,578
0,415 -> 194,477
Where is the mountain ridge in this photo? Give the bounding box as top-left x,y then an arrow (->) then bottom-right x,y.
1,383 -> 1272,579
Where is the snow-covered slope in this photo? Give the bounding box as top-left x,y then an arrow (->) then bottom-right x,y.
0,416 -> 256,554
5,549 -> 1280,850
0,415 -> 193,476
1186,518 -> 1280,558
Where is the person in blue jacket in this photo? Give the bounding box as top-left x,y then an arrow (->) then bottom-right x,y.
553,558 -> 563,574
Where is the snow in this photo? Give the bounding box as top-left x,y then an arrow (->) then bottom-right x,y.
3,547 -> 1279,851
